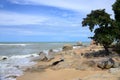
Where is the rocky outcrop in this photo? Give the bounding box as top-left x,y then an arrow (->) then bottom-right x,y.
97,58 -> 119,69
62,44 -> 73,51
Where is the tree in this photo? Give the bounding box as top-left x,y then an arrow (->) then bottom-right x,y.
82,9 -> 115,55
112,0 -> 120,42
112,0 -> 120,22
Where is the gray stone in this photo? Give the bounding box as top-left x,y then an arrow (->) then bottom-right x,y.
62,44 -> 73,51
32,52 -> 47,61
113,62 -> 120,68
97,58 -> 115,69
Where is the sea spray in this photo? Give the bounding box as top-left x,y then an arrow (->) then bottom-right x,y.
0,54 -> 37,80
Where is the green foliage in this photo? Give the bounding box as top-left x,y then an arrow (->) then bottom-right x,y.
82,9 -> 114,48
82,0 -> 120,53
82,9 -> 112,32
112,0 -> 120,41
112,0 -> 120,22
91,27 -> 115,46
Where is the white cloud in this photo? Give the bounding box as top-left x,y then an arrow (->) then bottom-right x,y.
0,10 -> 81,26
0,27 -> 57,36
0,10 -> 49,25
8,0 -> 115,14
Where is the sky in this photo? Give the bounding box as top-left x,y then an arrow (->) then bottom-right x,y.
0,0 -> 116,42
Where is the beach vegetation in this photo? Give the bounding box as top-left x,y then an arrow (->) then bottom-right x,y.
82,9 -> 115,54
82,0 -> 120,54
112,0 -> 120,43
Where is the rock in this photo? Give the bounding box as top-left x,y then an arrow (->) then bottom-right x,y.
97,61 -> 105,69
51,59 -> 64,66
32,52 -> 47,61
62,50 -> 76,56
47,49 -> 55,61
0,56 -> 8,61
97,58 -> 114,69
39,52 -> 48,61
49,49 -> 54,52
83,60 -> 96,67
112,58 -> 120,68
62,44 -> 73,51
76,42 -> 83,46
113,62 -> 120,68
109,67 -> 120,74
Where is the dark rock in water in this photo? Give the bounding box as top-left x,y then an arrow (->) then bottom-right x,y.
6,75 -> 17,78
2,57 -> 7,60
62,44 -> 73,51
97,58 -> 115,69
49,49 -> 53,52
0,56 -> 8,61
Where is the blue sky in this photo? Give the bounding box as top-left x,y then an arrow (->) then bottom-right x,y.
0,0 -> 115,42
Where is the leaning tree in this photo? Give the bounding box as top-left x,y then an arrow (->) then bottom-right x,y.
82,9 -> 116,55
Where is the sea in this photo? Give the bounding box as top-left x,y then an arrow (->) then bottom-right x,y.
0,42 -> 89,80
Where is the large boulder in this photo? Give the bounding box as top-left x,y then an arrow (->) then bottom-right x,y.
97,58 -> 114,69
62,44 -> 73,51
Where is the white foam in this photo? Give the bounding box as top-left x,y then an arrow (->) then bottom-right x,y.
0,54 -> 37,80
0,44 -> 28,46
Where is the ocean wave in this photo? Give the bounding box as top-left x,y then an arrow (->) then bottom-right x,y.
0,44 -> 28,46
0,54 -> 37,80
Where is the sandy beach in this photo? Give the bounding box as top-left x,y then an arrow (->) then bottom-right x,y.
17,44 -> 120,80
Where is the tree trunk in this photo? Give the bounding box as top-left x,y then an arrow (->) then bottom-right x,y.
103,45 -> 110,55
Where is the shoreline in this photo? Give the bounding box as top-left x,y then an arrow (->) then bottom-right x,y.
1,42 -> 120,80
16,44 -> 120,80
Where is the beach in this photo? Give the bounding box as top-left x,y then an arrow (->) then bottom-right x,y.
17,43 -> 120,80
1,42 -> 120,80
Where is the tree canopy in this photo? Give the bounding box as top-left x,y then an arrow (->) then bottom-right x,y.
82,0 -> 120,54
112,0 -> 120,42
